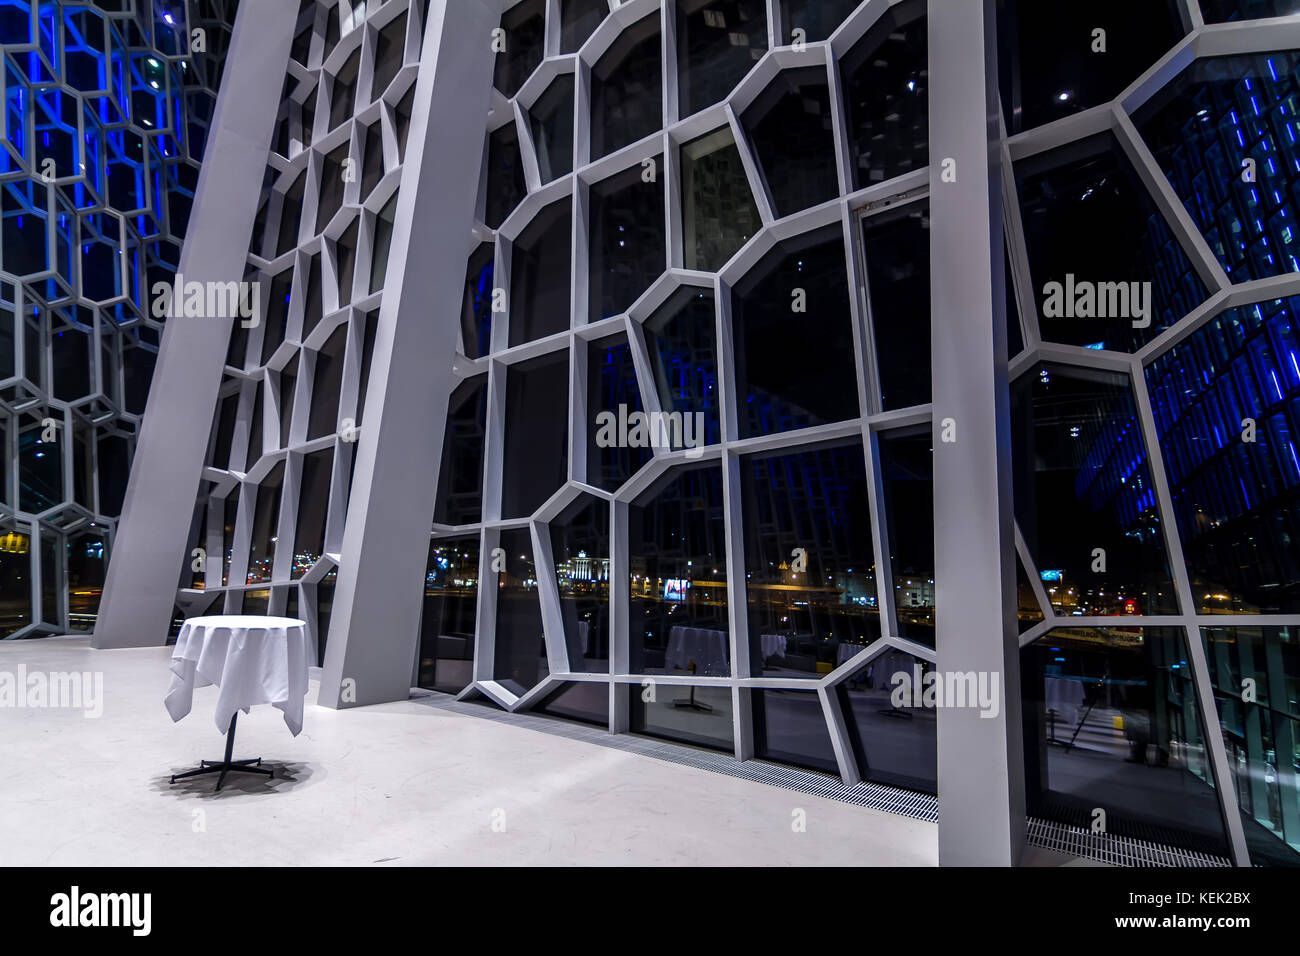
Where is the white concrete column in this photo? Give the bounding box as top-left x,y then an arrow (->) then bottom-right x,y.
92,1 -> 299,648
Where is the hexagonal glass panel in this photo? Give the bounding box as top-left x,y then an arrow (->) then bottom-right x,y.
492,526 -> 548,694
485,122 -> 526,231
997,0 -> 1184,134
1015,132 -> 1208,352
878,428 -> 935,646
501,350 -> 569,518
588,159 -> 665,321
630,682 -> 734,751
1135,51 -> 1300,283
1022,627 -> 1229,858
741,67 -> 838,217
841,0 -> 927,191
587,332 -> 652,490
731,225 -> 859,437
629,464 -> 730,677
753,689 -> 838,772
416,536 -> 478,694
862,200 -> 930,410
835,648 -> 937,793
292,447 -> 332,579
528,73 -> 575,183
681,126 -> 759,272
1145,298 -> 1300,613
778,0 -> 861,43
1012,362 -> 1179,615
550,495 -> 610,673
509,196 -> 571,345
245,460 -> 285,585
676,0 -> 767,119
741,440 -> 881,678
591,14 -> 662,160
433,375 -> 487,526
494,0 -> 545,98
644,287 -> 722,447
460,242 -> 494,359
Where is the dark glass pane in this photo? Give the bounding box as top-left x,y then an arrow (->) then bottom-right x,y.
630,682 -> 734,751
629,465 -> 730,676
1202,625 -> 1300,865
417,536 -> 478,694
485,121 -> 526,230
509,196 -> 571,345
303,253 -> 324,339
1200,0 -> 1300,21
292,447 -> 332,579
494,0 -> 544,98
561,0 -> 608,54
361,120 -> 384,199
242,589 -> 270,616
778,0 -> 860,42
315,581 -> 334,667
837,650 -> 937,793
862,201 -> 930,410
1022,627 -> 1229,858
588,158 -> 665,321
278,355 -> 298,448
247,381 -> 264,469
741,68 -> 838,218
1012,362 -> 1179,615
878,429 -> 936,646
841,0 -> 927,190
591,14 -> 662,160
317,142 -> 349,234
52,326 -> 90,401
355,309 -> 380,425
221,493 -> 237,586
211,392 -> 238,469
1015,133 -> 1207,352
1006,246 -> 1025,358
677,0 -> 766,118
732,225 -> 858,437
307,324 -> 347,440
998,0 -> 1184,135
587,333 -> 652,489
261,270 -> 292,365
336,218 -> 359,307
644,287 -> 722,447
0,525 -> 29,636
329,49 -> 358,130
276,171 -> 305,256
461,243 -> 494,359
681,127 -> 759,272
754,689 -> 837,773
246,461 -> 285,585
433,376 -> 487,526
66,532 -> 105,631
369,191 -> 396,294
1135,51 -> 1300,284
528,74 -> 574,183
19,413 -> 61,513
493,526 -> 548,695
1017,557 -> 1045,634
550,496 -> 610,673
1145,298 -> 1300,613
742,441 -> 881,678
40,534 -> 56,624
537,681 -> 608,726
502,351 -> 569,518
372,12 -> 407,100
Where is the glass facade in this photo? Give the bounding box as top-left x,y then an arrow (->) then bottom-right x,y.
0,0 -> 238,636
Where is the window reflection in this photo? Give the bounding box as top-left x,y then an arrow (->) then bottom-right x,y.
629,465 -> 730,677
417,536 -> 478,694
550,496 -> 610,673
434,376 -> 487,527
837,649 -> 938,793
493,526 -> 548,695
741,67 -> 838,217
878,429 -> 936,645
681,127 -> 759,273
644,287 -> 722,448
676,0 -> 766,118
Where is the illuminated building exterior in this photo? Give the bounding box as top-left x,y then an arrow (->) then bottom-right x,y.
92,0 -> 1300,866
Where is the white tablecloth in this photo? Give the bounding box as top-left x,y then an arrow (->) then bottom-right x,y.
665,626 -> 728,675
165,615 -> 310,736
759,633 -> 788,660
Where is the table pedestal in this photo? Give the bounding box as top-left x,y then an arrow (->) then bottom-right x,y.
170,712 -> 272,791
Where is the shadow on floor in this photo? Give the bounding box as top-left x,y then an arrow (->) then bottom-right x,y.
152,760 -> 315,798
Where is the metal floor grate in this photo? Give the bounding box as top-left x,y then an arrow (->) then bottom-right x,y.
413,692 -> 939,823
1025,817 -> 1231,867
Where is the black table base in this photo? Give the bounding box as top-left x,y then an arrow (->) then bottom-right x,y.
170,712 -> 272,792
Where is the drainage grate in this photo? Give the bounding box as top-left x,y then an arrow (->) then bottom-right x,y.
415,692 -> 939,823
1025,817 -> 1230,867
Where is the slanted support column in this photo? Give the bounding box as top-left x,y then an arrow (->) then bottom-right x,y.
928,0 -> 1025,865
318,0 -> 497,708
92,2 -> 298,648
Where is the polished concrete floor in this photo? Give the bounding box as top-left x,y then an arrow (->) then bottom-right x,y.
0,636 -> 943,866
